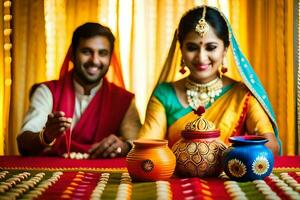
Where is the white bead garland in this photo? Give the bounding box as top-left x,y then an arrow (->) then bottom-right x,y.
186,77 -> 223,110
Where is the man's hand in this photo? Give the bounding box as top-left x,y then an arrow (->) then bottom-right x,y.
88,134 -> 130,159
43,111 -> 72,143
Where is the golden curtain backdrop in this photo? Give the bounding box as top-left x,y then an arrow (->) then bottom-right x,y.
2,0 -> 295,155
0,0 -> 12,155
8,0 -> 46,155
244,0 -> 294,155
0,0 -> 3,155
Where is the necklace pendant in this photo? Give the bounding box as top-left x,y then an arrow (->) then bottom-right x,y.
186,77 -> 223,110
199,93 -> 208,100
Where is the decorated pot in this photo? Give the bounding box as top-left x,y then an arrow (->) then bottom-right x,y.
172,108 -> 227,177
222,136 -> 274,182
126,139 -> 176,181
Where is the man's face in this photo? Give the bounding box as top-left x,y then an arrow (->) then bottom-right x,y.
73,36 -> 111,85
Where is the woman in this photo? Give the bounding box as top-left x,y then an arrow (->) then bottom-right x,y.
138,6 -> 281,155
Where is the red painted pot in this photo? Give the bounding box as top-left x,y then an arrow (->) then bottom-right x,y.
172,129 -> 227,177
126,139 -> 176,181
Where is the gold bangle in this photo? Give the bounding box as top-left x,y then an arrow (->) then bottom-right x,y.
39,129 -> 56,147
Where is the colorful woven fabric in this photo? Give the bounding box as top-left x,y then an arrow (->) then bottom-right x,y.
0,156 -> 299,199
0,170 -> 300,199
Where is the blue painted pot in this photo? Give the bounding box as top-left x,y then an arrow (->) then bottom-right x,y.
222,136 -> 274,182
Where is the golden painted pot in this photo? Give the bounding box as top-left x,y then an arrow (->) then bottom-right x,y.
126,139 -> 176,181
172,130 -> 227,177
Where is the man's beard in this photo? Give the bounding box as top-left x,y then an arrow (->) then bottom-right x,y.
74,63 -> 108,85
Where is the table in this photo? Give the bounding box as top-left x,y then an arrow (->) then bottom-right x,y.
0,156 -> 299,199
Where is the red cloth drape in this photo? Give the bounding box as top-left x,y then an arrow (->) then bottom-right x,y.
42,71 -> 133,156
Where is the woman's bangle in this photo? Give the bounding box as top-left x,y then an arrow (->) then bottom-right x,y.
39,129 -> 56,147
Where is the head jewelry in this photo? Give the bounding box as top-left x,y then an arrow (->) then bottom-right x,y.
195,6 -> 209,37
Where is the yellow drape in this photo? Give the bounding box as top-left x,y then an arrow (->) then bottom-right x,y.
1,0 -> 295,155
44,0 -> 99,80
8,0 -> 46,155
0,0 -> 3,155
244,0 -> 294,155
0,0 -> 12,155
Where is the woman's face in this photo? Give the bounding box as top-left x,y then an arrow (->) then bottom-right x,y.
181,25 -> 227,83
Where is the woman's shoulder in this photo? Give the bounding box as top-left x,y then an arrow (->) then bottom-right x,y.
155,82 -> 173,90
155,79 -> 185,90
223,76 -> 249,92
234,81 -> 250,93
153,82 -> 174,96
153,80 -> 185,103
152,82 -> 174,100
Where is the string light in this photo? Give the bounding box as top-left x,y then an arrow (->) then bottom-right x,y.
1,0 -> 12,155
3,14 -> 12,21
3,1 -> 11,8
296,1 -> 300,150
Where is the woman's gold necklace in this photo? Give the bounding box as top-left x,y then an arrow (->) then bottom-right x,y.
186,77 -> 223,110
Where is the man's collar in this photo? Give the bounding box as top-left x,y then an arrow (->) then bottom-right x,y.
73,79 -> 103,96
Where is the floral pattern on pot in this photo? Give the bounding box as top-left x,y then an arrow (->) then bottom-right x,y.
227,158 -> 247,178
252,156 -> 270,176
142,160 -> 154,172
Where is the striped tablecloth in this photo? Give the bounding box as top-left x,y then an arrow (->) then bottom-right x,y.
0,156 -> 299,199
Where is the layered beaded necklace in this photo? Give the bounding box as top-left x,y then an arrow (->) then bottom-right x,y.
186,77 -> 223,109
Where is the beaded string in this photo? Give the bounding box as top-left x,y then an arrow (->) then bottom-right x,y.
186,77 -> 223,109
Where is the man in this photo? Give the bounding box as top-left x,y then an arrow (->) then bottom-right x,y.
17,23 -> 141,158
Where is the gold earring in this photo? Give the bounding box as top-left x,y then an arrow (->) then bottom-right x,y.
180,58 -> 186,74
219,63 -> 228,78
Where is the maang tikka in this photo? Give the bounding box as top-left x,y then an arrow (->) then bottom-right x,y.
195,6 -> 209,37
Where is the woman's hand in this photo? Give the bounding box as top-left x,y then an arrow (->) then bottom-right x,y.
263,132 -> 280,155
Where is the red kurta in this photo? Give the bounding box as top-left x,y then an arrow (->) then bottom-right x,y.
42,70 -> 134,156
